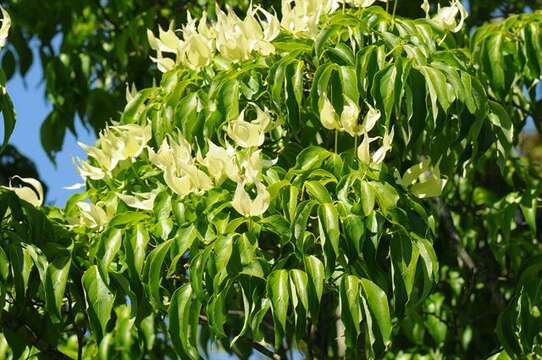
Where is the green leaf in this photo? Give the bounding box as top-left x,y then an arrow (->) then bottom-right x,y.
360,278 -> 392,346
293,60 -> 304,107
98,228 -> 122,274
108,211 -> 149,228
318,203 -> 340,257
371,64 -> 397,123
485,33 -> 506,94
125,224 -> 149,278
289,269 -> 309,312
0,68 -> 15,154
168,225 -> 198,277
305,181 -> 332,203
341,275 -> 362,345
416,65 -> 452,121
369,181 -> 399,216
82,266 -> 115,340
520,190 -> 537,235
294,146 -> 331,172
360,180 -> 376,216
39,111 -> 65,162
343,215 -> 366,255
168,284 -> 200,360
44,255 -> 71,323
304,255 -> 324,319
268,269 -> 290,334
143,239 -> 172,309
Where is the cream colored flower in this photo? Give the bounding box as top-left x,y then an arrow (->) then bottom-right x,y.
79,123 -> 151,174
112,124 -> 152,159
226,106 -> 271,148
232,181 -> 270,217
2,177 -> 43,207
362,103 -> 380,133
421,0 -> 431,18
179,163 -> 214,192
357,131 -> 378,165
0,8 -> 10,48
164,168 -> 194,197
199,141 -> 240,183
281,0 -> 339,38
117,190 -> 159,211
148,133 -> 192,171
433,0 -> 468,33
239,149 -> 277,183
164,164 -> 213,197
76,201 -> 110,229
214,7 -> 279,62
319,97 -> 341,130
76,159 -> 106,180
372,126 -> 394,164
340,97 -> 361,136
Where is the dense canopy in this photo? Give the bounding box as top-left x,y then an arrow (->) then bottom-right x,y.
1,0 -> 542,359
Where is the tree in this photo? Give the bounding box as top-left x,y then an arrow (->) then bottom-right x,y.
1,1 -> 541,359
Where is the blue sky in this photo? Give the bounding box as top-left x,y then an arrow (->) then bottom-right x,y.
7,46 -> 95,206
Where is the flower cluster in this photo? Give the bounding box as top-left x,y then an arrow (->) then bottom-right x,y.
74,104 -> 276,228
77,123 -> 152,180
422,0 -> 468,32
147,0 -> 398,72
147,7 -> 279,71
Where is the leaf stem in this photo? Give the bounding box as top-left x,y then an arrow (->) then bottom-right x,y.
334,130 -> 339,153
354,135 -> 358,151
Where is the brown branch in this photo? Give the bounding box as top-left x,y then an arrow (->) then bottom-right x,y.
435,199 -> 477,273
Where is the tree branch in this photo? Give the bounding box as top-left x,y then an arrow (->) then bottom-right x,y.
435,199 -> 477,273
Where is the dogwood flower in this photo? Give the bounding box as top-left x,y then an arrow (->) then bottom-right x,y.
76,201 -> 110,229
149,134 -> 214,197
163,164 -> 213,197
181,13 -> 215,69
357,126 -> 394,165
340,97 -> 361,136
421,0 -> 431,18
433,0 -> 468,33
232,180 -> 270,217
148,134 -> 193,172
319,97 -> 341,130
239,149 -> 277,183
226,105 -> 271,148
117,190 -> 159,211
199,141 -> 240,183
281,0 -> 339,38
2,177 -> 43,207
147,25 -> 184,72
362,104 -> 381,133
397,159 -> 447,198
76,159 -> 106,180
78,123 -> 151,175
372,126 -> 394,164
357,131 -> 378,165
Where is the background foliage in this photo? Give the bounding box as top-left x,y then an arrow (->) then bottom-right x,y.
0,0 -> 542,359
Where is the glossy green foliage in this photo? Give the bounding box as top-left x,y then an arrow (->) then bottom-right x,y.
1,0 -> 539,158
0,2 -> 542,360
